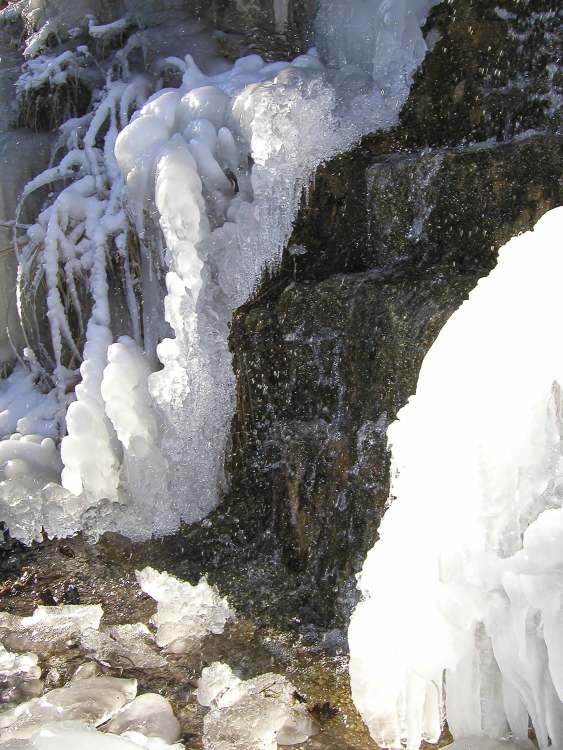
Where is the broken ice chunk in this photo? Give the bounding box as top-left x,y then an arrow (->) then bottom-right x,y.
202,670 -> 316,749
0,605 -> 103,654
0,675 -> 137,740
197,663 -> 241,708
80,624 -> 167,670
135,568 -> 234,653
106,694 -> 181,744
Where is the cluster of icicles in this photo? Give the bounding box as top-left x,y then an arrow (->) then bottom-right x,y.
349,207 -> 563,750
0,566 -> 315,748
0,0 -> 438,543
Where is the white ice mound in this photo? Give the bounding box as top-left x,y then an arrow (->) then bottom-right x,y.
106,694 -> 181,745
0,675 -> 137,740
135,567 -> 235,653
200,666 -> 316,749
0,720 -> 184,749
349,206 -> 563,749
0,605 -> 103,653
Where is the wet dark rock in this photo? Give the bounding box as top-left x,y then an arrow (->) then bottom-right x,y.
219,0 -> 563,626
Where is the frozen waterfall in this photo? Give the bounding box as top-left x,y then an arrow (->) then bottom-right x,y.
0,0 -> 438,543
349,207 -> 563,749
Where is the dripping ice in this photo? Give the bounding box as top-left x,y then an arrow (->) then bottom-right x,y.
0,0 -> 439,543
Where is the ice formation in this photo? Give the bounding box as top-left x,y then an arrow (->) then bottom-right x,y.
0,721 -> 184,750
0,596 -> 190,748
0,674 -> 137,741
0,604 -> 102,653
349,207 -> 563,749
135,567 -> 234,653
197,663 -> 241,708
105,694 -> 181,745
80,623 -> 167,670
0,0 -> 439,542
198,663 -> 316,749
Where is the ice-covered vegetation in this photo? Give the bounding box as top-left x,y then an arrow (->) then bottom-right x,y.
349,207 -> 563,749
0,0 -> 439,543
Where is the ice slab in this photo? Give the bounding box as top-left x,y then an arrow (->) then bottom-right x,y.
349,207 -> 563,749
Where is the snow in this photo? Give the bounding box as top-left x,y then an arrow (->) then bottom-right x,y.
349,207 -> 563,749
199,666 -> 316,749
135,567 -> 235,653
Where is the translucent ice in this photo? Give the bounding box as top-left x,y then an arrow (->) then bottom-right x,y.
0,675 -> 137,740
0,720 -> 185,749
135,568 -> 234,653
79,624 -> 167,670
106,694 -> 181,744
0,645 -> 40,681
201,669 -> 316,749
0,605 -> 102,653
349,207 -> 563,749
197,663 -> 241,708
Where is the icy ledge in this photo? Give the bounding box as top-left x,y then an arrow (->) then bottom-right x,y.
349,206 -> 563,749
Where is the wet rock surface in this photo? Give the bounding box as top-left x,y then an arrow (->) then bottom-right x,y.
221,0 -> 563,626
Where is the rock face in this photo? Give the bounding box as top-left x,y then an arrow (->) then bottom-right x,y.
222,0 -> 563,624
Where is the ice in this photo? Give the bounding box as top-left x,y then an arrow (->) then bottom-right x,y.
2,0 -> 439,542
197,663 -> 241,708
0,675 -> 137,740
0,365 -> 61,441
0,645 -> 40,681
0,605 -> 102,653
201,668 -> 316,749
105,694 -> 181,744
135,568 -> 234,653
348,207 -> 563,749
0,720 -> 185,749
444,741 -> 530,750
114,116 -> 171,176
79,623 -> 167,670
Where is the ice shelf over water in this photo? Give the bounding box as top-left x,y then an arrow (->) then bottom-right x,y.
349,207 -> 563,749
0,0 -> 438,543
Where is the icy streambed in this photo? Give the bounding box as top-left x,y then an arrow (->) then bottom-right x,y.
0,566 -> 318,749
0,0 -> 439,543
349,207 -> 563,749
